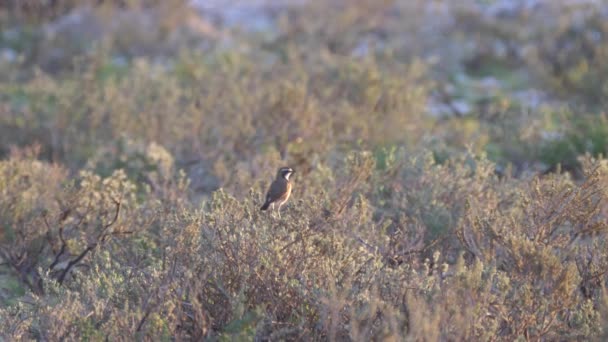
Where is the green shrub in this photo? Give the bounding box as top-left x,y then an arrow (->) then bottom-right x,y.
539,113 -> 608,172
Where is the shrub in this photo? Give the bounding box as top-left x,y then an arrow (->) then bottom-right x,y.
3,1 -> 608,340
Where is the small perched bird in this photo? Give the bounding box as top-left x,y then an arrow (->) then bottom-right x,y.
260,167 -> 295,217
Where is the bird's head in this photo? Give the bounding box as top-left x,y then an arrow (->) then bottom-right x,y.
277,167 -> 295,180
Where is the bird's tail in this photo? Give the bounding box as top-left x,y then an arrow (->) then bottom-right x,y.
260,200 -> 270,211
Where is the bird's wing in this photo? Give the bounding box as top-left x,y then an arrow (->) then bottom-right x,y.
266,179 -> 288,203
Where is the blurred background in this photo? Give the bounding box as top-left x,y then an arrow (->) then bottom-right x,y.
1,0 -> 607,193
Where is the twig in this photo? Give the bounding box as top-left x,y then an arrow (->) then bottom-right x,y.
57,244 -> 96,284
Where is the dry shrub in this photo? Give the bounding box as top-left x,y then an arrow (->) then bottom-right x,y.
1,145 -> 608,340
453,156 -> 608,339
0,49 -> 431,198
3,1 -> 608,340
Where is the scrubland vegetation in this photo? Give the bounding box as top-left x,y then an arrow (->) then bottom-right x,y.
2,0 -> 608,340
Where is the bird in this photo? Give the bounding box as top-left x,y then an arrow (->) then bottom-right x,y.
260,167 -> 295,218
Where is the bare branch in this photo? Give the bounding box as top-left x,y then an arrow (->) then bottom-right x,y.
57,244 -> 96,284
